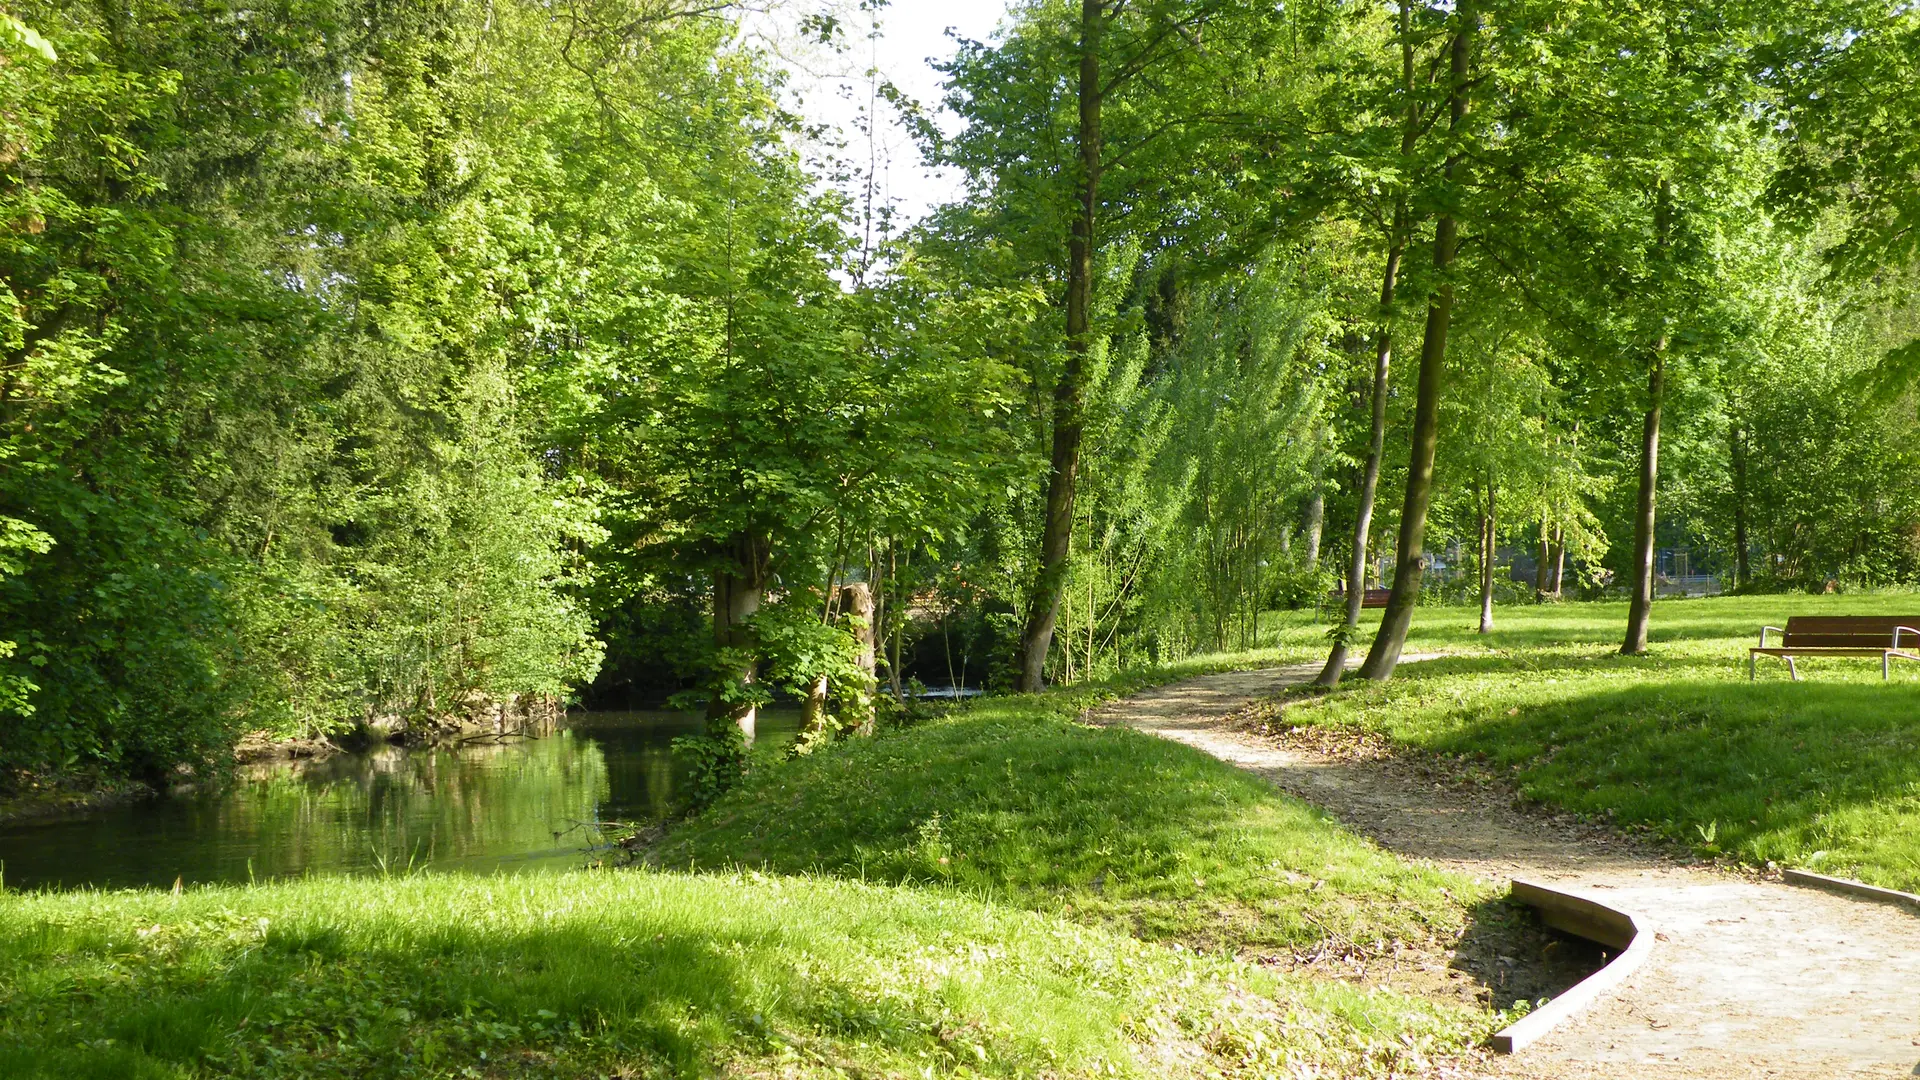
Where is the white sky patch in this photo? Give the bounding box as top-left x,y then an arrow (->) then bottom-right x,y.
737,1 -> 1013,228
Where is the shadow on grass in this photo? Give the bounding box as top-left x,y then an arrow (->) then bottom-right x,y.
0,920 -> 804,1078
0,879 -> 1127,1079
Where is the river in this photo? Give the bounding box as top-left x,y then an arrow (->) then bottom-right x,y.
0,710 -> 798,891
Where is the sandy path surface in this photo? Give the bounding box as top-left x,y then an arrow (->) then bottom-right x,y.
1093,663 -> 1920,1080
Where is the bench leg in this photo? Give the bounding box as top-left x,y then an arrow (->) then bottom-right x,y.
1749,653 -> 1756,681
1786,656 -> 1800,682
1886,653 -> 1892,681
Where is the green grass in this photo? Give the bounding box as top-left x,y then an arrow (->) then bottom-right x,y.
0,636 -> 1496,1079
0,871 -> 1475,1079
1281,593 -> 1920,889
662,651 -> 1490,960
0,864 -> 1443,1076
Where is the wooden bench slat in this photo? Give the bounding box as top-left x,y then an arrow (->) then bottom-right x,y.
1786,615 -> 1920,632
1328,589 -> 1392,609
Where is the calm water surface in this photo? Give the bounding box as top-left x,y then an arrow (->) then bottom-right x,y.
0,710 -> 797,891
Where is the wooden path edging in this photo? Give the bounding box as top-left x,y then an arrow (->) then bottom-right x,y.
1781,868 -> 1920,915
1492,879 -> 1657,1054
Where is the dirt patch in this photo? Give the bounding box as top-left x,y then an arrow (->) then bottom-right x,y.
1265,894 -> 1611,1016
1222,696 -> 1701,883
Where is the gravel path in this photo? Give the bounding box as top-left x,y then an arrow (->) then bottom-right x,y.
1094,662 -> 1920,1079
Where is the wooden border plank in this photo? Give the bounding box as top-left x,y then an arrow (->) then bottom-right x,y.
1781,869 -> 1920,915
1492,879 -> 1657,1054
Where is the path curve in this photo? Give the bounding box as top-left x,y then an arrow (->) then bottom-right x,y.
1093,663 -> 1920,1080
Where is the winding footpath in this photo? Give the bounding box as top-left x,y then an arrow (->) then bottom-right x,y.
1094,663 -> 1920,1080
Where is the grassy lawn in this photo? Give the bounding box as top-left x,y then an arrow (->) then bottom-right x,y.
19,596 -> 1913,1076
0,638 -> 1495,1079
661,656 -> 1492,960
0,870 -> 1478,1079
1282,593 -> 1920,889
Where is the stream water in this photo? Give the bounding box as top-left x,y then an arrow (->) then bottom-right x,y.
0,710 -> 798,892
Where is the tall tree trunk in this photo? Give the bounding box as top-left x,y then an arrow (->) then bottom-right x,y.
1622,179 -> 1673,656
1534,520 -> 1550,601
1316,0 -> 1418,687
1302,491 -> 1325,571
1315,230 -> 1404,686
841,581 -> 877,737
707,530 -> 769,740
1621,350 -> 1665,652
1478,481 -> 1497,634
1550,524 -> 1565,596
877,544 -> 903,702
1019,0 -> 1102,693
1358,6 -> 1474,682
1730,421 -> 1751,588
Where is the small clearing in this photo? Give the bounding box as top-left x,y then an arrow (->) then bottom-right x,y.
1094,663 -> 1920,1080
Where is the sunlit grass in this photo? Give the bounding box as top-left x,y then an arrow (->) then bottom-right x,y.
0,634 -> 1500,1079
0,863 -> 1478,1078
1283,594 -> 1920,888
663,648 -> 1492,959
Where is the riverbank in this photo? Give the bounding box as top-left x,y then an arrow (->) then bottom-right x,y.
0,773 -> 152,826
0,638 -> 1505,1078
0,694 -> 565,827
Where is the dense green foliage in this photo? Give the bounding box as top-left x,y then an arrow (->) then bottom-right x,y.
2,0 -> 1918,786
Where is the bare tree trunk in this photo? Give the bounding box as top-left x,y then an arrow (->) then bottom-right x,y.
799,674 -> 830,741
707,530 -> 769,741
840,581 -> 876,736
1534,521 -> 1551,601
1019,0 -> 1102,693
1622,346 -> 1666,653
1622,179 -> 1673,656
1302,491 -> 1325,571
1358,5 -> 1474,682
1316,1 -> 1418,688
1478,481 -> 1497,634
1551,525 -> 1565,596
1731,421 -> 1751,588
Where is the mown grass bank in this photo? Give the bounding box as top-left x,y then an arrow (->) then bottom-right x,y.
0,637 -> 1496,1079
1280,594 -> 1920,889
662,655 -> 1490,960
0,870 -> 1484,1080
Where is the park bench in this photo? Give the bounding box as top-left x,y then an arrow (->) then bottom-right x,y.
1329,588 -> 1393,609
1749,615 -> 1920,681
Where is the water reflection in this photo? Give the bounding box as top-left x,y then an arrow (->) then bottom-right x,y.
0,710 -> 796,891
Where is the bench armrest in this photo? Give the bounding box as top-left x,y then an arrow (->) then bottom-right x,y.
1758,626 -> 1786,648
1896,626 -> 1920,649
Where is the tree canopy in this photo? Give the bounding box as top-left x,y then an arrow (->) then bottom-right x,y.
2,0 -> 1917,790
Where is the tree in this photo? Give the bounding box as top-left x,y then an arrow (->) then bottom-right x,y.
1355,0 -> 1474,681
937,0 -> 1293,691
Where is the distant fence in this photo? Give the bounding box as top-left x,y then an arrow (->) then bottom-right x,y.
1655,574 -> 1722,598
